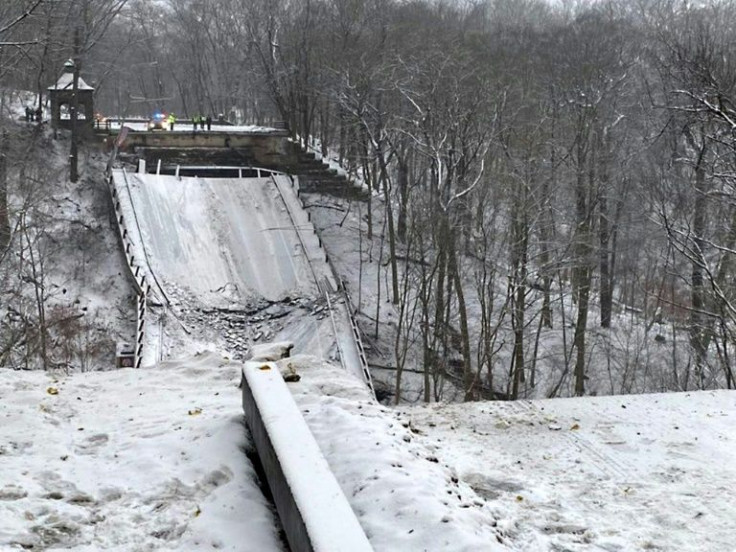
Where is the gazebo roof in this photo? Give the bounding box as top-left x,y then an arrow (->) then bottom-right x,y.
48,72 -> 94,91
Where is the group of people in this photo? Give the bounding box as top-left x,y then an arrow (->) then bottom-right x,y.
24,106 -> 41,122
191,114 -> 213,131
157,112 -> 218,131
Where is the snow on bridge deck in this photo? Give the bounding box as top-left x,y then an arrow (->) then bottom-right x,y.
110,170 -> 367,384
118,173 -> 324,303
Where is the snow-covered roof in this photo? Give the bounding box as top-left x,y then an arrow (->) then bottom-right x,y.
48,72 -> 94,91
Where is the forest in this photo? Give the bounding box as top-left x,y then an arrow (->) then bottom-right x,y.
2,0 -> 736,402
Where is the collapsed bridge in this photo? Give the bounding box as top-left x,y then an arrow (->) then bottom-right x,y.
107,140 -> 376,548
109,168 -> 371,388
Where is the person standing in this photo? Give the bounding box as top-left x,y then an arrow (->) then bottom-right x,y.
192,115 -> 198,132
206,115 -> 212,131
168,113 -> 176,131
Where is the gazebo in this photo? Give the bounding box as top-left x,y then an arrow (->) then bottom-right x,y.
48,69 -> 95,130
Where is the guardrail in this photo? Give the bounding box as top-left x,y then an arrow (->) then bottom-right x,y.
291,176 -> 375,396
242,361 -> 374,552
340,280 -> 375,397
271,175 -> 326,286
157,165 -> 286,179
274,175 -> 375,395
324,290 -> 348,373
107,174 -> 150,368
292,177 -> 331,264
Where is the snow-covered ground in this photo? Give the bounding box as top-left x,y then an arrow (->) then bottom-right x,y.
0,353 -> 284,551
276,352 -> 736,552
398,391 -> 736,552
3,352 -> 733,551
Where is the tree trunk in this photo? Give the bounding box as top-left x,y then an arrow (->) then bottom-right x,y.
599,187 -> 612,328
539,108 -> 557,329
448,237 -> 474,401
70,27 -> 81,183
0,131 -> 9,252
573,129 -> 593,396
573,269 -> 591,396
397,154 -> 408,243
688,134 -> 709,379
510,189 -> 529,399
377,141 -> 399,305
432,225 -> 447,395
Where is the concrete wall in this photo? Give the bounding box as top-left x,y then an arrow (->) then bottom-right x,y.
241,361 -> 374,552
122,131 -> 299,169
241,370 -> 315,552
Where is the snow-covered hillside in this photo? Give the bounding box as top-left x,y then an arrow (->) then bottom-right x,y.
0,117 -> 134,372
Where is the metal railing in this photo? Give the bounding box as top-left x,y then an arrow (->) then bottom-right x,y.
154,164 -> 285,179
341,280 -> 375,397
278,174 -> 375,396
107,174 -> 150,368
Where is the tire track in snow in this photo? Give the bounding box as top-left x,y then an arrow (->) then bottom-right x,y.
510,400 -> 634,479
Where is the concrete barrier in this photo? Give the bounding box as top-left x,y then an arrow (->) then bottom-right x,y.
241,361 -> 373,552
